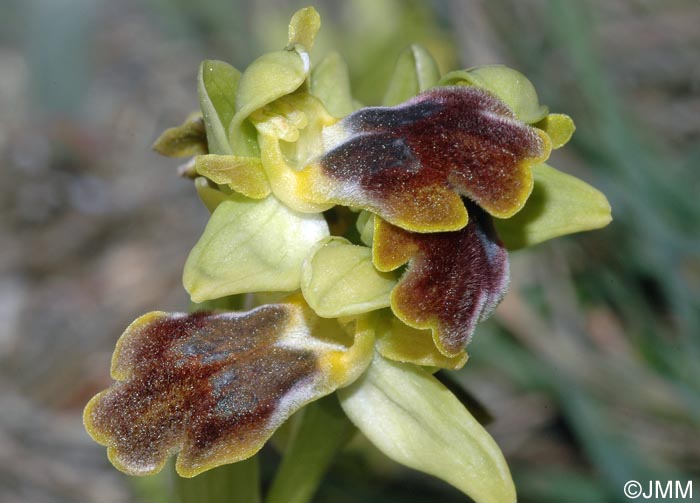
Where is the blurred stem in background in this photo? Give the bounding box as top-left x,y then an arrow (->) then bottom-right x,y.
23,0 -> 95,119
545,0 -> 700,346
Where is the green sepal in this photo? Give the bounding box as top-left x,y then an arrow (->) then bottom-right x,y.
198,60 -> 241,155
439,65 -> 548,123
310,52 -> 354,118
265,395 -> 355,503
338,353 -> 516,503
152,112 -> 207,158
287,6 -> 321,50
383,44 -> 441,106
229,49 -> 309,156
184,194 -> 329,302
301,237 -> 396,318
495,163 -> 612,249
534,113 -> 575,149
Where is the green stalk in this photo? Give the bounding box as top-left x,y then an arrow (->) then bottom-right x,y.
174,456 -> 261,503
265,394 -> 355,503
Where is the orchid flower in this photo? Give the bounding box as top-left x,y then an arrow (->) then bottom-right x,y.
84,8 -> 611,503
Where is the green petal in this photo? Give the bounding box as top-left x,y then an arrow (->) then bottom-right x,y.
184,194 -> 328,302
229,49 -> 308,155
439,65 -> 548,123
301,237 -> 396,318
194,154 -> 270,199
338,354 -> 516,503
383,44 -> 440,106
198,60 -> 241,154
310,52 -> 354,118
535,113 -> 575,149
375,312 -> 468,370
287,6 -> 321,50
152,112 -> 207,158
495,163 -> 612,250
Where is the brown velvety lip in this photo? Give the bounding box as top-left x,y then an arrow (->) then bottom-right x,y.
373,199 -> 510,356
319,86 -> 549,232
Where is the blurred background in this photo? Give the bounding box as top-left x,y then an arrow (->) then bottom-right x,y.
1,0 -> 698,502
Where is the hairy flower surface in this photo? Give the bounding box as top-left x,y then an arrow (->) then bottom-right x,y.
86,7 -> 611,503
373,200 -> 509,356
84,296 -> 374,477
254,86 -> 550,232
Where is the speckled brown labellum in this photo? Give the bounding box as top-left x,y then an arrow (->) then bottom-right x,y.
83,298 -> 374,477
317,86 -> 550,232
373,200 -> 509,357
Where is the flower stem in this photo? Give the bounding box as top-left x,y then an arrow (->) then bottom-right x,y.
265,394 -> 355,503
174,456 -> 261,503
